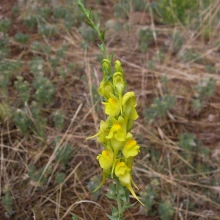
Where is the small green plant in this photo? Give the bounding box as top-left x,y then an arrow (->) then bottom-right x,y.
28,165 -> 51,186
30,101 -> 47,140
140,185 -> 158,215
23,15 -> 38,29
158,200 -> 174,220
13,109 -> 30,135
37,6 -> 51,20
0,34 -> 10,58
55,172 -> 66,184
139,28 -> 154,53
30,57 -> 45,76
38,24 -> 56,37
205,65 -> 216,74
113,0 -> 130,18
152,0 -> 198,24
133,0 -> 146,12
0,18 -> 11,33
172,31 -> 184,54
0,60 -> 22,97
33,76 -> 55,104
31,41 -> 52,55
144,95 -> 176,122
53,110 -> 65,131
2,187 -> 13,215
191,78 -> 216,112
14,76 -> 30,103
53,7 -> 67,19
55,144 -> 73,167
87,176 -> 101,201
79,25 -> 97,43
14,32 -> 29,44
0,102 -> 11,121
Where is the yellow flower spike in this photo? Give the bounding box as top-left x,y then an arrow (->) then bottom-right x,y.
122,139 -> 140,158
97,149 -> 114,170
102,95 -> 120,117
115,162 -> 144,206
106,116 -> 127,142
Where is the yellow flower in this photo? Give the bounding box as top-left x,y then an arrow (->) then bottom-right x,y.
122,92 -> 139,131
115,161 -> 144,205
106,116 -> 126,141
97,149 -> 114,170
98,80 -> 114,99
122,137 -> 140,158
122,92 -> 138,120
102,95 -> 120,117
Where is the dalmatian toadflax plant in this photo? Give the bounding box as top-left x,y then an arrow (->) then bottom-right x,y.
77,0 -> 144,219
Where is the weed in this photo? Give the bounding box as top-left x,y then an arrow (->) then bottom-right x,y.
144,95 -> 176,122
2,187 -> 13,215
53,7 -> 67,20
14,76 -> 30,103
87,176 -> 101,201
55,144 -> 73,167
0,102 -> 11,121
53,110 -> 65,131
38,24 -> 56,38
192,78 -> 216,112
152,0 -> 198,24
158,200 -> 174,220
79,25 -> 97,43
55,172 -> 66,184
23,15 -> 38,29
0,34 -> 10,58
113,0 -> 130,19
13,109 -> 30,135
0,18 -> 11,33
33,76 -> 55,104
139,28 -> 154,53
30,57 -> 45,76
28,165 -> 51,186
14,32 -> 30,44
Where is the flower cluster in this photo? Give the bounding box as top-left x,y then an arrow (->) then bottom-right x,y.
88,59 -> 143,205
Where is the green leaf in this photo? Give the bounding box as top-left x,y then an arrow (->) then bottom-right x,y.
106,214 -> 119,220
105,193 -> 117,200
100,30 -> 105,41
109,52 -> 114,62
72,214 -> 79,220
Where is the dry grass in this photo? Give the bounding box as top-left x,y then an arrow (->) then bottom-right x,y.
0,0 -> 220,219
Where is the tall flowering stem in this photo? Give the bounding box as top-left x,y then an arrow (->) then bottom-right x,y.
77,1 -> 144,219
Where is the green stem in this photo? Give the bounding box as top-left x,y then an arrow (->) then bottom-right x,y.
116,178 -> 123,219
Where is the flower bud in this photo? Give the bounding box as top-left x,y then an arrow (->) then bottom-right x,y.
98,80 -> 114,99
102,59 -> 111,76
114,60 -> 123,73
113,72 -> 125,95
